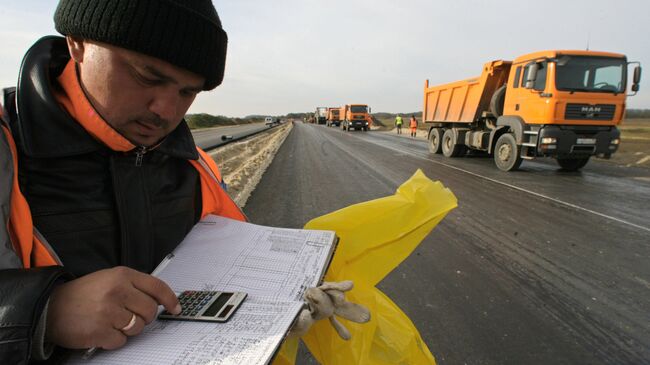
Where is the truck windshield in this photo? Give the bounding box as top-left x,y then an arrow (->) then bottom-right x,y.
555,56 -> 626,94
350,106 -> 368,113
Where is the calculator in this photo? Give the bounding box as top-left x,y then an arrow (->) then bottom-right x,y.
158,290 -> 247,322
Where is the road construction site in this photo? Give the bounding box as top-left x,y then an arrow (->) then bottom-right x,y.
203,120 -> 650,364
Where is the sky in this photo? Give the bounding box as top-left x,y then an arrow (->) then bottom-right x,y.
1,0 -> 648,118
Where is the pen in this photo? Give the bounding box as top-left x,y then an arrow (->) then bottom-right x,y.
81,253 -> 176,359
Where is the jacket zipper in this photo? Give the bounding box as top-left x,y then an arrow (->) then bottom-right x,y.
135,146 -> 148,167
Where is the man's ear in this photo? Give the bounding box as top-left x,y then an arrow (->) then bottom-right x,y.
66,36 -> 85,63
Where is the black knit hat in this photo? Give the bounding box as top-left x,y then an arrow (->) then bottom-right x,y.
53,0 -> 228,90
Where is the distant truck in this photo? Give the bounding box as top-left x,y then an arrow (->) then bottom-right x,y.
314,107 -> 328,125
326,107 -> 341,127
423,50 -> 642,171
341,104 -> 372,131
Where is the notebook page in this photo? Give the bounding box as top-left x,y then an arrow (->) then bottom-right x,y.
158,215 -> 336,301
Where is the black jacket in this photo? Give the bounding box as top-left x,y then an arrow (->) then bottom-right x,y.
1,36 -> 203,362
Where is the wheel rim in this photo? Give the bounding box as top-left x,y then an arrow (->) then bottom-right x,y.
498,143 -> 512,162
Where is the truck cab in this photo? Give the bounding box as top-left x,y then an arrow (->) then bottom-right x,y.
342,104 -> 372,131
502,51 -> 632,169
315,107 -> 328,125
326,107 -> 341,127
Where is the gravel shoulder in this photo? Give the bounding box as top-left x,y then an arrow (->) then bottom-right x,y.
207,123 -> 293,207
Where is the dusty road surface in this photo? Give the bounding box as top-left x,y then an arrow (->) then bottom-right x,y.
241,122 -> 650,365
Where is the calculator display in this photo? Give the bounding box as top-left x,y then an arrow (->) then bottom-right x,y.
159,291 -> 247,322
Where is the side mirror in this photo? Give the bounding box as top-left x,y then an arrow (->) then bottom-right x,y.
525,63 -> 538,89
628,63 -> 642,94
368,107 -> 372,113
633,66 -> 642,88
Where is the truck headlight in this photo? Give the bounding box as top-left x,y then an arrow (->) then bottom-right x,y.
610,138 -> 620,145
541,137 -> 557,144
365,122 -> 368,125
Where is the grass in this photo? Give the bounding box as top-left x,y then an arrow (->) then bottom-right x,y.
611,118 -> 650,168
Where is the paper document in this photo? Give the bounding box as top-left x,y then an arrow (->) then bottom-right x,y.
68,215 -> 337,365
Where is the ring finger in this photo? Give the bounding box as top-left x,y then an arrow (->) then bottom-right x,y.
118,311 -> 145,337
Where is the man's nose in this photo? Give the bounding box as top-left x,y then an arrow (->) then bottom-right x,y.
148,89 -> 179,122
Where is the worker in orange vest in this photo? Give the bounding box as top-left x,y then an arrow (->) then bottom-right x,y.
0,0 -> 366,361
409,115 -> 419,137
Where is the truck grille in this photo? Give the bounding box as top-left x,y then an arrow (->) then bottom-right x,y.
565,104 -> 615,121
354,115 -> 364,119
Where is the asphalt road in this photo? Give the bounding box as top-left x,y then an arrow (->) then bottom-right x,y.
192,122 -> 272,149
242,122 -> 650,365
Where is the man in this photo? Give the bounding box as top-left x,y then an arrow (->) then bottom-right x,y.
409,115 -> 419,138
395,114 -> 403,134
0,1 -> 366,362
1,0 -> 245,361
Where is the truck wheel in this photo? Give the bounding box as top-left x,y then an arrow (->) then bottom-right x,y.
428,128 -> 443,154
556,157 -> 590,171
490,85 -> 506,117
442,129 -> 464,157
494,133 -> 522,171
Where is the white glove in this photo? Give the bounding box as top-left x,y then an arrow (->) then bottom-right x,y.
288,280 -> 370,340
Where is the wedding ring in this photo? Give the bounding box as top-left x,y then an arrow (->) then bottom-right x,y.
121,313 -> 137,332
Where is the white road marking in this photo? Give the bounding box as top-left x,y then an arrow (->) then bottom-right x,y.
635,155 -> 650,165
362,135 -> 650,234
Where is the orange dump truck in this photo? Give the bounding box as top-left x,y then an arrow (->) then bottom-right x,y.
341,104 -> 372,132
423,50 -> 642,171
326,107 -> 341,127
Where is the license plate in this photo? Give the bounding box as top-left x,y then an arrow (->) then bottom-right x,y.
576,138 -> 596,145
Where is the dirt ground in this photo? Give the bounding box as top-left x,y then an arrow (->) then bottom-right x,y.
612,118 -> 650,168
208,123 -> 292,207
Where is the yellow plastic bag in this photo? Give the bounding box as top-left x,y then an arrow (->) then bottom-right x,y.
273,169 -> 457,365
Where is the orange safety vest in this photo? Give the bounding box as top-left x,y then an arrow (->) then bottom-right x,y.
409,118 -> 418,128
5,61 -> 246,269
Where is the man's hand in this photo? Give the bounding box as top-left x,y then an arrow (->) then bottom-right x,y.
289,280 -> 370,340
46,266 -> 180,350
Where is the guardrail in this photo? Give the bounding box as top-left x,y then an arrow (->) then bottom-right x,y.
197,122 -> 286,151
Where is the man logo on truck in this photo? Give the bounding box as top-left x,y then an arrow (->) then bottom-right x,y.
581,106 -> 601,113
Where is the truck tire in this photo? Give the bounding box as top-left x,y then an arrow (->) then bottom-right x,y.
556,156 -> 590,171
494,133 -> 522,171
442,129 -> 464,157
490,85 -> 507,117
428,128 -> 443,154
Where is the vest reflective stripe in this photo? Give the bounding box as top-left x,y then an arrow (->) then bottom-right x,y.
3,125 -> 59,268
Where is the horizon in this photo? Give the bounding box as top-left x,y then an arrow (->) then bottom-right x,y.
1,1 -> 648,118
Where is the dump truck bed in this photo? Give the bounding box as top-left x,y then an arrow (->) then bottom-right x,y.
423,60 -> 512,123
